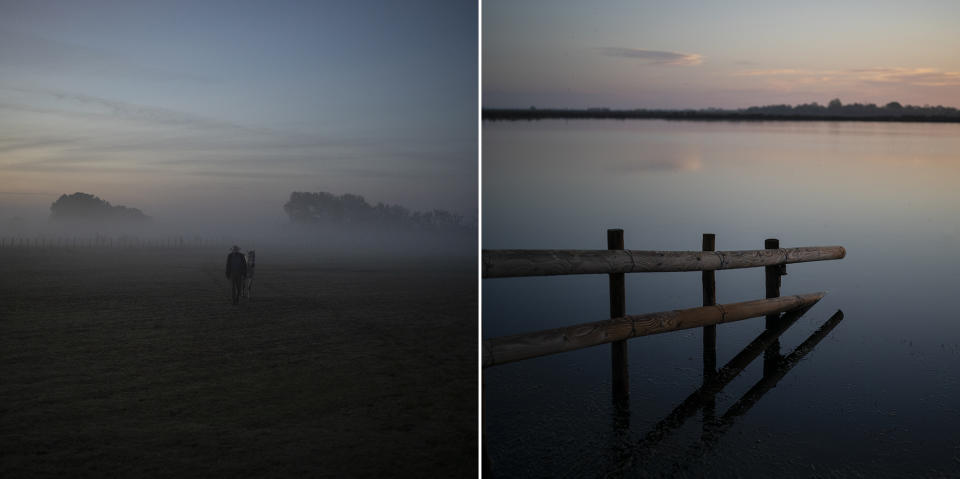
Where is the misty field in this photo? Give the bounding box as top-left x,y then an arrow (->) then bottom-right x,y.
0,247 -> 476,477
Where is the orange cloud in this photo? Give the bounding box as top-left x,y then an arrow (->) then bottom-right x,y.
738,69 -> 817,76
852,68 -> 960,86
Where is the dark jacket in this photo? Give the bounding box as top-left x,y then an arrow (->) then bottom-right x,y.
226,252 -> 247,278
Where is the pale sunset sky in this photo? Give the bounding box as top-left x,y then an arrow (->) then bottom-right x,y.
0,0 -> 476,227
483,0 -> 960,109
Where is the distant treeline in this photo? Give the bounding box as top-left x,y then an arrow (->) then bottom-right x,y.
283,192 -> 472,232
35,191 -> 471,235
50,192 -> 150,222
484,99 -> 960,122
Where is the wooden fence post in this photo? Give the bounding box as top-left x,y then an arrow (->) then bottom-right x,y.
764,238 -> 783,375
702,233 -> 717,378
608,229 -> 629,402
765,239 -> 782,307
702,233 -> 718,433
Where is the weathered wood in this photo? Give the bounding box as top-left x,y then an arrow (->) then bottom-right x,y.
701,234 -> 717,380
483,292 -> 826,368
701,233 -> 718,429
608,229 -> 629,401
764,239 -> 783,321
764,238 -> 782,375
482,246 -> 846,278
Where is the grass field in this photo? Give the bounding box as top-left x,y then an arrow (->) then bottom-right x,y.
0,247 -> 477,477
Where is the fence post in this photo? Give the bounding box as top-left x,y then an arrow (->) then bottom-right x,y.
702,233 -> 717,377
608,229 -> 629,402
701,233 -> 718,433
764,238 -> 783,375
764,239 -> 782,303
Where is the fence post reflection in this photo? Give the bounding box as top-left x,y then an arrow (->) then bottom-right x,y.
617,308 -> 842,475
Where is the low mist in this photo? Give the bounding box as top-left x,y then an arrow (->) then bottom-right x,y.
1,190 -> 476,259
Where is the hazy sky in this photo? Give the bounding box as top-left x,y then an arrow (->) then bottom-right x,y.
0,0 -> 476,227
483,0 -> 960,109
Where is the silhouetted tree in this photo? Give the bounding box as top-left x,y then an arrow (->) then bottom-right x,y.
50,192 -> 150,222
283,191 -> 468,232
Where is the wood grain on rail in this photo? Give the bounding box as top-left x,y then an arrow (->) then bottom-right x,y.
483,292 -> 826,368
482,246 -> 845,278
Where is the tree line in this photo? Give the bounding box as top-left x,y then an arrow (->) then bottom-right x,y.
46,191 -> 472,233
484,99 -> 960,122
283,191 -> 471,232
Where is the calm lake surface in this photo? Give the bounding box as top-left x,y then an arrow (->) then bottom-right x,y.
483,120 -> 960,477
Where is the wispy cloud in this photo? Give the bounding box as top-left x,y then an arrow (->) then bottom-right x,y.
0,30 -> 214,84
738,69 -> 816,77
0,85 -> 474,207
0,136 -> 86,154
595,47 -> 703,66
852,68 -> 960,86
0,86 -> 444,153
0,86 -> 256,132
738,67 -> 960,87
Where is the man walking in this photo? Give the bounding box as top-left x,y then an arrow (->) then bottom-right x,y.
225,245 -> 247,305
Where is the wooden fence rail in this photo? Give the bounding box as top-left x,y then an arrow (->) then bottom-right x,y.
482,231 -> 846,474
482,292 -> 825,368
482,245 -> 845,278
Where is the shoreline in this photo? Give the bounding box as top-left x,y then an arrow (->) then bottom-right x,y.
483,109 -> 960,123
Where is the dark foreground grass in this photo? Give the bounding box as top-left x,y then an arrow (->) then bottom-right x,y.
0,247 -> 477,477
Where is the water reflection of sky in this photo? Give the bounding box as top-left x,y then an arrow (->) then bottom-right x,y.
483,120 -> 960,476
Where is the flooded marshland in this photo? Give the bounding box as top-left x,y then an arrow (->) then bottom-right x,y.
483,120 -> 960,477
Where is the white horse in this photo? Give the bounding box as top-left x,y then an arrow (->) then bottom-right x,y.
244,250 -> 256,298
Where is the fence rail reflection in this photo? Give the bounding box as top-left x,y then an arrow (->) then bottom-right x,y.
482,231 -> 846,476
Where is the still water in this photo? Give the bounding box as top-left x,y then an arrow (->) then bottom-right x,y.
482,120 -> 960,477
